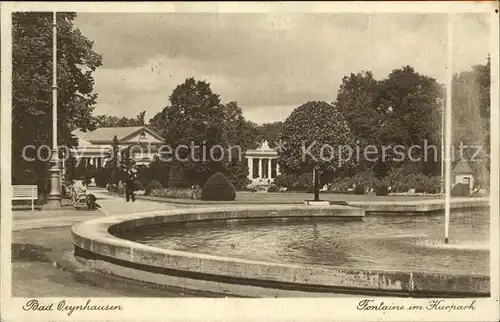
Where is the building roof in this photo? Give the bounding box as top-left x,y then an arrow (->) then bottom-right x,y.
452,159 -> 474,174
72,126 -> 164,144
86,127 -> 144,141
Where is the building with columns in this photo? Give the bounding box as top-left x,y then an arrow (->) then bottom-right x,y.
70,126 -> 165,169
245,140 -> 280,186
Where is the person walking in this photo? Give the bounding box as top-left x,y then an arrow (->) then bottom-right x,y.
125,168 -> 137,202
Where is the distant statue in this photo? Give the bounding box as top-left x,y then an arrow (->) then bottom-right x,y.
259,140 -> 271,150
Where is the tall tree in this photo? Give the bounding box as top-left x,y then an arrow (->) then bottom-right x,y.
136,110 -> 146,126
12,12 -> 102,183
148,109 -> 167,136
221,101 -> 258,188
334,71 -> 381,147
376,66 -> 442,176
279,101 -> 355,200
451,57 -> 490,187
162,78 -> 226,185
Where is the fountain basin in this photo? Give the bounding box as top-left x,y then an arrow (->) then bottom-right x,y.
71,205 -> 489,297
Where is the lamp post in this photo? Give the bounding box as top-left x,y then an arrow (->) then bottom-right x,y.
46,11 -> 62,208
444,13 -> 454,244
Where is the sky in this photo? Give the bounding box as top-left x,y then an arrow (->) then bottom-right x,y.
73,13 -> 491,124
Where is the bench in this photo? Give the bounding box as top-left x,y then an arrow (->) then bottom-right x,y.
13,185 -> 38,210
68,185 -> 87,209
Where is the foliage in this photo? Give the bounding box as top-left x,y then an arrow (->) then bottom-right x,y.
451,183 -> 470,197
274,173 -> 312,192
334,71 -> 381,148
136,158 -> 171,188
280,101 -> 355,174
133,180 -> 143,191
201,172 -> 236,201
267,184 -> 278,192
151,186 -> 202,200
12,12 -> 102,185
144,180 -> 163,196
375,184 -> 389,196
353,184 -> 365,195
119,145 -> 135,171
254,122 -> 283,146
93,111 -> 146,127
94,168 -> 109,187
451,58 -> 490,185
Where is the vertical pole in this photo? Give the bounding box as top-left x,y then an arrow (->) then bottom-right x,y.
47,11 -> 62,207
444,13 -> 453,244
440,97 -> 445,194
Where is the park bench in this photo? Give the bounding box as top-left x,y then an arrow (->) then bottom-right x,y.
68,185 -> 87,209
12,185 -> 38,210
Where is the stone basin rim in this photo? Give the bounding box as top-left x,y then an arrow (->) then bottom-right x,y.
72,205 -> 487,278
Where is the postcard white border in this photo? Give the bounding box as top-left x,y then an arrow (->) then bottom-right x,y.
1,2 -> 499,322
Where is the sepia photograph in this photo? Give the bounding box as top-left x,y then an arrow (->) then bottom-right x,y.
1,1 -> 499,321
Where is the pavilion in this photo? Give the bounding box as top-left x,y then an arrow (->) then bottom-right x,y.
245,140 -> 280,186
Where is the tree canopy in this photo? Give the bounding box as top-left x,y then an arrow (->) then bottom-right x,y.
12,12 -> 102,183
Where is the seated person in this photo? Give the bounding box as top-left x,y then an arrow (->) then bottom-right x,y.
72,178 -> 88,195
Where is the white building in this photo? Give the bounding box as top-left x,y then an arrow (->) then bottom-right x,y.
70,126 -> 165,168
245,140 -> 280,186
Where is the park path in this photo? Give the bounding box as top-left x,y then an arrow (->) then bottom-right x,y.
89,187 -> 177,215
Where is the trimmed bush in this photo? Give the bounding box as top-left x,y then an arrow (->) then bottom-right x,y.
267,184 -> 278,192
451,183 -> 470,197
201,172 -> 236,201
144,180 -> 163,196
375,184 -> 389,196
133,180 -> 143,191
353,184 -> 365,195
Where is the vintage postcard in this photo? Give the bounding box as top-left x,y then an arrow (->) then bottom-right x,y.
1,1 -> 499,321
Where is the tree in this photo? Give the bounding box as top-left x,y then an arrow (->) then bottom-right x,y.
334,71 -> 381,147
451,57 -> 490,187
254,122 -> 283,147
149,109 -> 167,136
375,66 -> 442,176
279,101 -> 355,200
136,110 -> 146,126
221,101 -> 258,189
93,115 -> 144,127
12,12 -> 102,185
162,78 -> 227,185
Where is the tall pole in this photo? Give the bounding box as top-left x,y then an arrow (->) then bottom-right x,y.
47,12 -> 62,207
444,13 -> 453,244
440,97 -> 445,194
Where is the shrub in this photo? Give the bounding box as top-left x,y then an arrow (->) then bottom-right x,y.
94,168 -> 110,188
274,172 -> 312,192
133,180 -> 143,191
451,183 -> 470,197
201,172 -> 236,201
375,184 -> 389,196
267,184 -> 278,192
151,186 -> 201,199
144,180 -> 163,196
305,186 -> 315,193
353,184 -> 365,195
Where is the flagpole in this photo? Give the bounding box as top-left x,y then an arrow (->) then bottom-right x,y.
47,11 -> 62,207
444,13 -> 453,244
